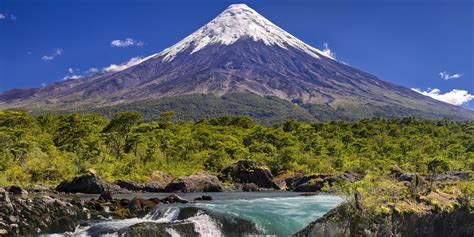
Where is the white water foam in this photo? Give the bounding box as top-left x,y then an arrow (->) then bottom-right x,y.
187,211 -> 222,237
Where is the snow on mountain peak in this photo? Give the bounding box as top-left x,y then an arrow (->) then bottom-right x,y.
156,4 -> 334,62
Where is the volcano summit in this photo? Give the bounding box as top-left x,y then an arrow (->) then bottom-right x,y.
1,4 -> 472,121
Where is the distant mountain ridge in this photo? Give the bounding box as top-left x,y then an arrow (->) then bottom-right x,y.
1,4 -> 473,121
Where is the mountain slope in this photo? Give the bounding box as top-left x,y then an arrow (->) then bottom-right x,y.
1,4 -> 473,120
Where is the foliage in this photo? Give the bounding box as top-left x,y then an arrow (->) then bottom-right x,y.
0,110 -> 472,186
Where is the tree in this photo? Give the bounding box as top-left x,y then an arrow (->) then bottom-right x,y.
427,158 -> 449,192
102,112 -> 143,157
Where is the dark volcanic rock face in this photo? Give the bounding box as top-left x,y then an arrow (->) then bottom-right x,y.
55,172 -> 125,194
293,202 -> 474,237
221,160 -> 281,189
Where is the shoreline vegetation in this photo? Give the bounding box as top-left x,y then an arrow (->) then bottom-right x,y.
0,110 -> 473,235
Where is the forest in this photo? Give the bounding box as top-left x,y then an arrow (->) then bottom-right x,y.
0,110 -> 472,186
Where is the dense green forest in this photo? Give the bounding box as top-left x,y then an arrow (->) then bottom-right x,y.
0,110 -> 472,186
78,93 -> 468,124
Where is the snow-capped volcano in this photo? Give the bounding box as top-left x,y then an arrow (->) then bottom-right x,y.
157,4 -> 334,62
1,4 -> 473,120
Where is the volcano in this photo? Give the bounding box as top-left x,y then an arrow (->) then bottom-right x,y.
1,4 -> 472,121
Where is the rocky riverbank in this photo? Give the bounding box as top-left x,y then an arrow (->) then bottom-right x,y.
0,187 -> 206,235
294,195 -> 473,237
50,160 -> 360,194
293,171 -> 474,237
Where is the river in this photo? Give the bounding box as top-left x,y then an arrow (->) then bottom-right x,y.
44,192 -> 344,237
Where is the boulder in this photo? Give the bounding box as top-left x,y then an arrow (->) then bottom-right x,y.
242,183 -> 259,192
399,173 -> 416,182
164,173 -> 223,192
121,222 -> 197,237
220,160 -> 280,189
286,174 -> 338,192
194,195 -> 213,201
8,185 -> 28,197
114,180 -> 165,192
390,168 -> 415,182
161,194 -> 188,204
55,172 -> 124,194
98,191 -> 113,201
150,171 -> 173,185
341,171 -> 363,182
435,171 -> 471,182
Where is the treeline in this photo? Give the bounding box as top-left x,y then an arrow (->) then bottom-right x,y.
0,110 -> 472,186
85,93 -> 469,124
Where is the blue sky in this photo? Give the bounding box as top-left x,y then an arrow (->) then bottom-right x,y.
1,0 -> 473,109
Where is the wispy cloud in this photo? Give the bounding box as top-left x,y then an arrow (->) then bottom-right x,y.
63,74 -> 82,80
0,13 -> 17,21
412,88 -> 474,106
62,67 -> 100,80
102,56 -> 144,72
322,42 -> 336,59
439,71 -> 462,80
85,67 -> 99,74
42,48 -> 63,61
110,38 -> 144,47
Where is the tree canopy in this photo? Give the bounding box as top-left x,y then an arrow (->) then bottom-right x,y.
0,110 -> 472,186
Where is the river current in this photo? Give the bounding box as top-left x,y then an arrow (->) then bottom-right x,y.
46,192 -> 344,237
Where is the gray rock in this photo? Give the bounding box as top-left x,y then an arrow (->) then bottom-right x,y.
114,180 -> 165,192
164,173 -> 223,192
55,172 -> 125,194
399,173 -> 416,182
242,183 -> 259,192
161,194 -> 188,204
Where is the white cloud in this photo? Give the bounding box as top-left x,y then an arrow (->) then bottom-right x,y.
0,13 -> 15,21
110,38 -> 144,47
85,67 -> 99,74
41,83 -> 46,87
62,67 -> 100,81
62,74 -> 82,80
41,48 -> 63,61
439,71 -> 462,80
102,56 -> 144,72
62,67 -> 82,80
322,42 -> 336,59
412,88 -> 474,106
